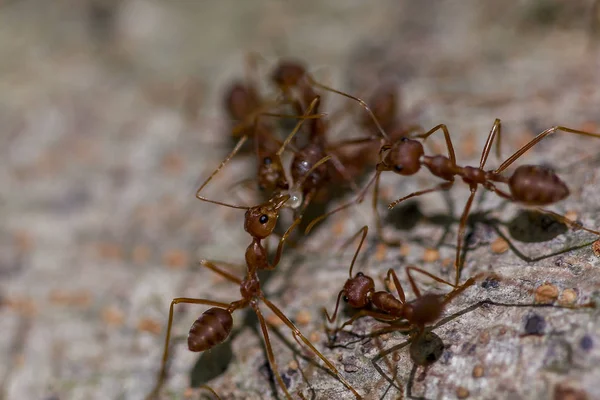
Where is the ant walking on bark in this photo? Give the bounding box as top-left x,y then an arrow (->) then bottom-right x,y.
147,113 -> 362,399
305,79 -> 600,284
324,226 -> 478,339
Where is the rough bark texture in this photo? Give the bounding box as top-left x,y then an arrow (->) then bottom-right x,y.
1,1 -> 599,400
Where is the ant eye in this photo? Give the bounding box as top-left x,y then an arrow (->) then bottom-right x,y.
343,296 -> 349,303
263,157 -> 272,165
258,184 -> 266,191
259,214 -> 269,224
356,272 -> 364,277
401,137 -> 409,142
394,165 -> 404,172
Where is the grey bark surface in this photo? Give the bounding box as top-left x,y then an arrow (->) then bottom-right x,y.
0,1 -> 599,400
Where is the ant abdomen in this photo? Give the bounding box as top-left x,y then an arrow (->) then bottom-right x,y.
509,165 -> 569,206
223,82 -> 259,122
291,144 -> 329,191
188,308 -> 233,352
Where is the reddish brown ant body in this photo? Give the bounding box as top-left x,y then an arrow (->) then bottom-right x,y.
147,111 -> 362,400
223,54 -> 286,139
271,59 -> 319,117
324,226 -> 477,337
306,81 -> 600,282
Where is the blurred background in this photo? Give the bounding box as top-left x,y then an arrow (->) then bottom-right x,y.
1,1 -> 600,399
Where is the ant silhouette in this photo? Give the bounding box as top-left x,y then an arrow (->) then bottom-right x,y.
305,79 -> 600,284
147,115 -> 361,400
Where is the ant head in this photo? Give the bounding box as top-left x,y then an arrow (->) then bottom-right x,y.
403,293 -> 444,327
383,137 -> 424,176
257,156 -> 288,193
508,164 -> 569,205
342,272 -> 375,309
271,60 -> 307,88
244,194 -> 290,239
224,81 -> 259,121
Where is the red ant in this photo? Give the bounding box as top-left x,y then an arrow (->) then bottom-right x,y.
247,91 -> 371,222
324,226 -> 478,339
267,60 -> 383,215
305,81 -> 600,283
147,117 -> 361,400
223,53 -> 287,139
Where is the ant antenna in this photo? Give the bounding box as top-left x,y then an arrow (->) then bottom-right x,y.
305,74 -> 390,141
324,225 -> 369,325
346,225 -> 369,278
195,135 -> 251,210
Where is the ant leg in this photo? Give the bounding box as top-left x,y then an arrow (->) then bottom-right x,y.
454,186 -> 478,286
198,385 -> 222,400
487,184 -> 600,237
230,95 -> 288,137
327,136 -> 381,148
305,170 -> 380,234
277,97 -> 320,157
146,298 -> 232,400
195,135 -> 251,210
405,266 -> 459,297
372,335 -> 404,395
328,152 -> 360,192
231,99 -> 324,137
336,309 -> 401,332
495,125 -> 600,173
305,74 -> 390,141
260,296 -> 364,399
199,260 -> 243,284
479,118 -> 502,169
414,124 -> 456,164
266,217 -> 302,269
385,268 -> 406,303
440,275 -> 479,307
534,208 -> 600,236
373,171 -> 402,246
294,154 -> 333,191
403,124 -> 427,137
251,302 -> 294,400
323,291 -> 344,324
388,181 -> 454,209
366,321 -> 413,338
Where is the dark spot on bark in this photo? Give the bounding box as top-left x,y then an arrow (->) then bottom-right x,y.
580,335 -> 593,351
481,277 -> 500,289
524,313 -> 546,335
